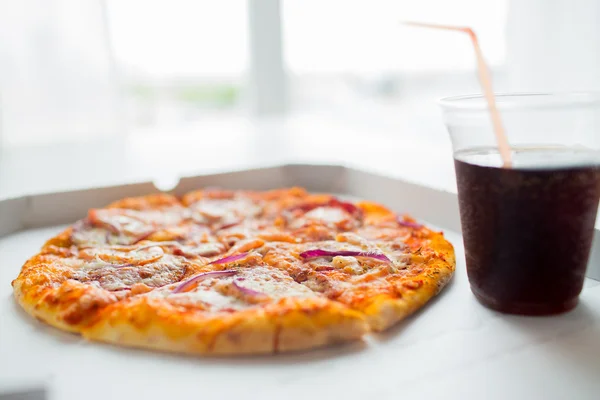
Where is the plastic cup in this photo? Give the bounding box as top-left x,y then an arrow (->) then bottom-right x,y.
439,92 -> 600,315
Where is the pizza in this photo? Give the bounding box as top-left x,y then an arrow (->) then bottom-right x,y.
12,187 -> 455,355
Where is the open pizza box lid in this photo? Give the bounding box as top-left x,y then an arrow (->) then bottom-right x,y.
1,164 -> 599,400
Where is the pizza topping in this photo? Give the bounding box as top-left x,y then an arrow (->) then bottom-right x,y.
72,256 -> 187,291
76,260 -> 133,270
232,280 -> 267,298
151,224 -> 213,244
288,207 -> 352,230
299,249 -> 390,262
87,207 -> 189,244
173,270 -> 238,294
227,238 -> 265,253
218,267 -> 315,300
130,283 -> 154,295
127,247 -> 167,265
72,206 -> 189,247
302,273 -> 350,298
191,199 -> 236,224
257,231 -> 297,243
190,197 -> 262,226
79,246 -> 165,266
306,207 -> 347,224
215,221 -> 267,246
209,252 -> 249,265
335,232 -> 372,248
356,266 -> 393,282
260,243 -> 312,281
315,265 -> 335,272
331,256 -> 363,275
218,220 -> 241,230
291,225 -> 335,242
217,219 -> 294,245
167,267 -> 317,311
397,217 -> 423,229
71,221 -> 113,247
289,198 -> 362,218
88,209 -> 154,239
134,241 -> 224,258
284,198 -> 363,231
175,243 -> 225,258
133,242 -> 177,252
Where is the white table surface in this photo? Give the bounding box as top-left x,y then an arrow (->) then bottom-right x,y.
1,224 -> 599,400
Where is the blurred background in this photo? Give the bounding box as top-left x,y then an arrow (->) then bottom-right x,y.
0,0 -> 599,194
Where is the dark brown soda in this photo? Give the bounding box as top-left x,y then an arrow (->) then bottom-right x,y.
454,147 -> 600,315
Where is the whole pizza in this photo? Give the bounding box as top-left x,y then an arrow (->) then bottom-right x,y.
12,187 -> 455,355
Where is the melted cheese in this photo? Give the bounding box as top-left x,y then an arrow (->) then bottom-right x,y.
163,266 -> 318,312
305,207 -> 347,223
74,207 -> 189,247
300,239 -> 408,276
335,232 -> 371,248
191,197 -> 262,225
80,246 -> 165,265
183,242 -> 224,257
71,227 -> 109,247
229,267 -> 315,299
332,256 -> 363,274
72,255 -> 185,291
289,206 -> 349,229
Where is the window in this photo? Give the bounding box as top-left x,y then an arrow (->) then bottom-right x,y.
0,0 -> 509,147
105,0 -> 248,129
282,0 -> 509,137
0,0 -> 120,146
284,0 -> 507,74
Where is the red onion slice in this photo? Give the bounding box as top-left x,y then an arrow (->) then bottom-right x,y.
132,229 -> 157,244
328,198 -> 362,217
173,270 -> 238,294
232,281 -> 266,297
209,252 -> 249,265
397,218 -> 423,229
290,198 -> 362,218
299,249 -> 390,262
218,221 -> 241,230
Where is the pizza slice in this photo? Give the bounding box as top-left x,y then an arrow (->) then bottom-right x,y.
261,201 -> 455,331
12,244 -> 201,332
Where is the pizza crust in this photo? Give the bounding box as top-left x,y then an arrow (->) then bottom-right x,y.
12,261 -> 115,333
350,233 -> 455,331
82,297 -> 368,355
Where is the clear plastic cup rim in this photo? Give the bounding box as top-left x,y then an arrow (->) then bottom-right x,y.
438,91 -> 600,112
